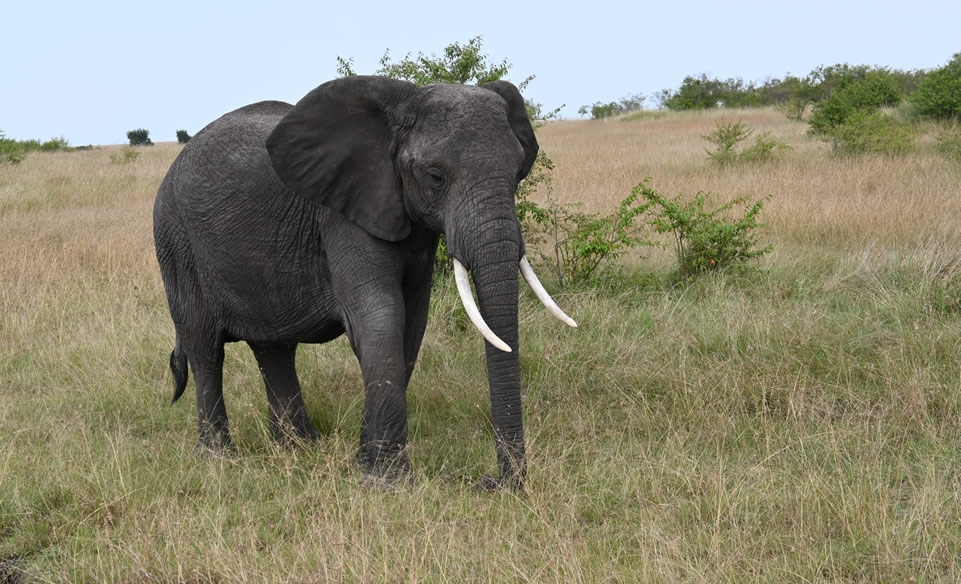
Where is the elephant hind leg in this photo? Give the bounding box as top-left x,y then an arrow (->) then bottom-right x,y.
187,337 -> 231,456
249,342 -> 318,444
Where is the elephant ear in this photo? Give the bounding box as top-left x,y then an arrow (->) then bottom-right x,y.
481,80 -> 539,182
266,76 -> 417,242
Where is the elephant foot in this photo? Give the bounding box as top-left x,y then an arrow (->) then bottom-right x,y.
360,470 -> 414,492
271,420 -> 319,446
474,474 -> 525,493
358,442 -> 412,491
193,439 -> 232,459
194,427 -> 233,459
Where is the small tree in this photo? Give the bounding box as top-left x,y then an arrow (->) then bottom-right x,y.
808,70 -> 903,135
910,52 -> 961,120
176,130 -> 191,144
127,129 -> 153,146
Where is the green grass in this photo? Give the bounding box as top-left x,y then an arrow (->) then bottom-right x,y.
2,129 -> 961,581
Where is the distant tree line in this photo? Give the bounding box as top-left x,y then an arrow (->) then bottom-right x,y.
582,53 -> 961,123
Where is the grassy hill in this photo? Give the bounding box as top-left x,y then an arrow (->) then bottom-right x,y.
2,109 -> 960,581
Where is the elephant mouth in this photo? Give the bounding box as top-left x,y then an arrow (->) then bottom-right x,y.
452,256 -> 577,352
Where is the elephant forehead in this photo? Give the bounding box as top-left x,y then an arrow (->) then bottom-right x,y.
418,85 -> 507,125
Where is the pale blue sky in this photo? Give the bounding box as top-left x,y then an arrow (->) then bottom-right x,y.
3,0 -> 958,145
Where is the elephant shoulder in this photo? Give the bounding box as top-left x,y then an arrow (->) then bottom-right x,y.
231,100 -> 294,119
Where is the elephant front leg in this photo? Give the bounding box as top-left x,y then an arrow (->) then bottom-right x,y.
347,307 -> 412,488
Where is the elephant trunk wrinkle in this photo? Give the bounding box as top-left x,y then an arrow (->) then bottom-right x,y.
467,244 -> 526,484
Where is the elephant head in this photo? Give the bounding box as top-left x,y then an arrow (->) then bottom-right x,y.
265,76 -> 574,488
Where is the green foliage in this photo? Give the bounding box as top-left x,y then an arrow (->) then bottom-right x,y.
110,148 -> 141,165
704,121 -> 752,165
578,101 -> 621,119
176,130 -> 191,144
703,121 -> 790,165
660,74 -> 764,111
808,70 -> 904,135
829,110 -> 916,156
342,36 -> 510,87
1,131 -> 73,163
39,137 -> 70,152
126,129 -> 152,146
739,134 -> 792,163
654,64 -> 926,122
935,126 -> 961,161
578,93 -> 646,119
0,130 -> 27,164
910,53 -> 961,120
637,181 -> 772,279
542,189 -> 652,286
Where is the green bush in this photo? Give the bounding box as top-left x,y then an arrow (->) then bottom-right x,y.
0,130 -> 27,164
704,121 -> 753,166
936,126 -> 961,161
578,101 -> 622,119
808,71 -> 904,135
39,137 -> 70,152
542,189 -> 652,286
910,53 -> 961,120
740,133 -> 792,163
110,148 -> 141,165
176,130 -> 191,144
578,93 -> 646,119
704,121 -> 790,166
829,110 -> 916,156
637,181 -> 773,279
660,74 -> 764,111
126,129 -> 153,146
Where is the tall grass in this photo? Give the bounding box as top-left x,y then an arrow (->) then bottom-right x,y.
2,111 -> 960,581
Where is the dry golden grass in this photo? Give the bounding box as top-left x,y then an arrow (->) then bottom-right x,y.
538,108 -> 961,249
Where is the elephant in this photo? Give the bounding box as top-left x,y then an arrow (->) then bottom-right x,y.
153,75 -> 575,490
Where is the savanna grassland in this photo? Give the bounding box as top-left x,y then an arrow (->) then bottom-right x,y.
2,108 -> 961,582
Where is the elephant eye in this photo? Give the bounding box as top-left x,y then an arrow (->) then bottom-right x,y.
425,167 -> 447,190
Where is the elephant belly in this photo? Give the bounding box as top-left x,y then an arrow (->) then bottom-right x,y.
186,187 -> 344,345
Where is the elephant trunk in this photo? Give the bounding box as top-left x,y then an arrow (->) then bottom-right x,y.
447,188 -> 526,487
470,238 -> 525,487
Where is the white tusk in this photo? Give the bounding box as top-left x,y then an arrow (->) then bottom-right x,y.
519,256 -> 578,328
452,258 -> 512,353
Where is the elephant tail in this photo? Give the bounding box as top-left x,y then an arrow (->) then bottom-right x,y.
169,337 -> 189,404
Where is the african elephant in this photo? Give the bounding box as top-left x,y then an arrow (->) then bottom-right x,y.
153,75 -> 575,490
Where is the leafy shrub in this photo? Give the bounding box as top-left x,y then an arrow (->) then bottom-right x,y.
0,130 -> 27,164
176,130 -> 191,144
936,126 -> 961,161
660,74 -> 764,110
704,121 -> 753,166
740,133 -> 792,163
578,102 -> 622,119
808,71 -> 903,135
39,137 -> 70,152
578,93 -> 646,119
637,181 -> 773,279
126,129 -> 153,146
110,148 -> 141,164
542,190 -> 652,285
910,53 -> 961,120
704,121 -> 790,165
829,110 -> 916,156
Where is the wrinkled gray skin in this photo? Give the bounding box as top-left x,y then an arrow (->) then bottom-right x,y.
154,76 -> 539,489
